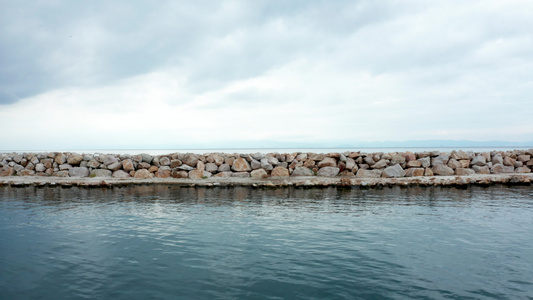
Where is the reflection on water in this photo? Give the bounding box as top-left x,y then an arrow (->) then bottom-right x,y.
1,186 -> 532,299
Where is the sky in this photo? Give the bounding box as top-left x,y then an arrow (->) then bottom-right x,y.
1,0 -> 532,150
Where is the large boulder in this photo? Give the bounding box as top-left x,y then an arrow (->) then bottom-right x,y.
90,169 -> 112,177
471,155 -> 486,166
232,157 -> 251,172
155,166 -> 171,178
355,169 -> 382,178
317,157 -> 337,168
67,154 -> 83,166
112,170 -> 131,178
271,167 -> 289,177
291,167 -> 314,176
103,155 -> 119,166
371,159 -> 389,169
107,162 -> 122,171
69,167 -> 89,177
432,164 -> 454,176
122,159 -> 135,172
134,169 -> 153,179
251,169 -> 268,179
382,164 -> 406,178
317,167 -> 340,177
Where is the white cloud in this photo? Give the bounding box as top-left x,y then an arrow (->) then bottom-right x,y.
1,0 -> 532,150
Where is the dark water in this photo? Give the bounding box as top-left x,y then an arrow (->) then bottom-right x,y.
1,186 -> 532,300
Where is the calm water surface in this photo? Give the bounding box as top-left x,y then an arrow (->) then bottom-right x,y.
1,186 -> 532,299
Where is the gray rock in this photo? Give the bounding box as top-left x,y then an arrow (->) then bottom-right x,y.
317,167 -> 340,177
35,163 -> 46,172
59,164 -> 72,170
260,158 -> 273,171
455,168 -> 475,176
104,155 -> 119,166
431,154 -> 449,166
218,164 -> 231,172
418,157 -> 430,168
107,162 -> 122,171
355,169 -> 382,178
382,164 -> 406,178
251,169 -> 268,179
317,157 -> 337,168
473,165 -> 490,174
491,154 -> 503,165
70,167 -> 89,177
159,157 -> 171,166
371,159 -> 389,169
182,154 -> 198,167
178,165 -> 194,171
251,159 -> 261,170
87,159 -> 100,168
291,167 -> 314,176
112,170 -> 131,178
90,169 -> 112,177
471,155 -> 486,166
141,153 -> 153,163
205,163 -> 218,173
432,164 -> 454,176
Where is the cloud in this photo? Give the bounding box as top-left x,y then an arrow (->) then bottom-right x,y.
1,0 -> 532,149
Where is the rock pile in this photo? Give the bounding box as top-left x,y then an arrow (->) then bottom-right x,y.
1,150 -> 532,179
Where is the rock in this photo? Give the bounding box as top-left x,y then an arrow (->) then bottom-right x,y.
431,154 -> 449,166
205,163 -> 218,173
0,167 -> 14,176
134,169 -> 153,179
107,162 -> 122,171
517,155 -> 531,162
317,157 -> 337,168
90,169 -> 112,177
67,154 -> 83,166
452,150 -> 472,160
317,167 -> 340,177
503,156 -> 516,167
355,169 -> 382,178
406,160 -> 422,168
403,152 -> 416,162
418,157 -> 430,168
55,153 -> 67,165
218,164 -> 231,172
291,167 -> 314,176
345,158 -> 356,170
382,164 -> 406,178
231,172 -> 250,178
492,154 -> 503,165
251,169 -> 269,179
170,159 -> 182,168
363,156 -> 375,165
459,160 -> 470,168
53,170 -> 69,177
103,155 -> 119,166
405,168 -> 424,177
515,166 -> 531,173
59,164 -> 72,170
250,159 -> 261,170
455,168 -> 475,176
112,170 -> 131,178
172,170 -> 189,178
303,159 -> 315,168
17,169 -> 34,176
424,167 -> 434,176
390,154 -> 405,165
232,157 -> 252,172
447,159 -> 462,169
87,159 -> 99,168
432,164 -> 454,176
148,166 -> 159,173
213,172 -> 233,178
197,161 -> 205,172
180,154 -> 197,167
42,159 -> 53,169
121,159 -> 135,172
471,155 -> 486,166
69,167 -> 89,177
155,166 -> 171,178
178,164 -> 194,171
141,153 -> 153,163
35,163 -> 46,172
188,170 -> 203,179
371,159 -> 389,169
271,167 -> 290,177
339,170 -> 355,177
473,165 -> 490,174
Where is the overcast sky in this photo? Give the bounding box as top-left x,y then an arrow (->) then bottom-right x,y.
1,0 -> 532,150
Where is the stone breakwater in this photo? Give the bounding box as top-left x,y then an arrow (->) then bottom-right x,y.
1,150 -> 532,181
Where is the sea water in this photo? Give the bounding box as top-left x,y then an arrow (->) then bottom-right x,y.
1,185 -> 532,299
